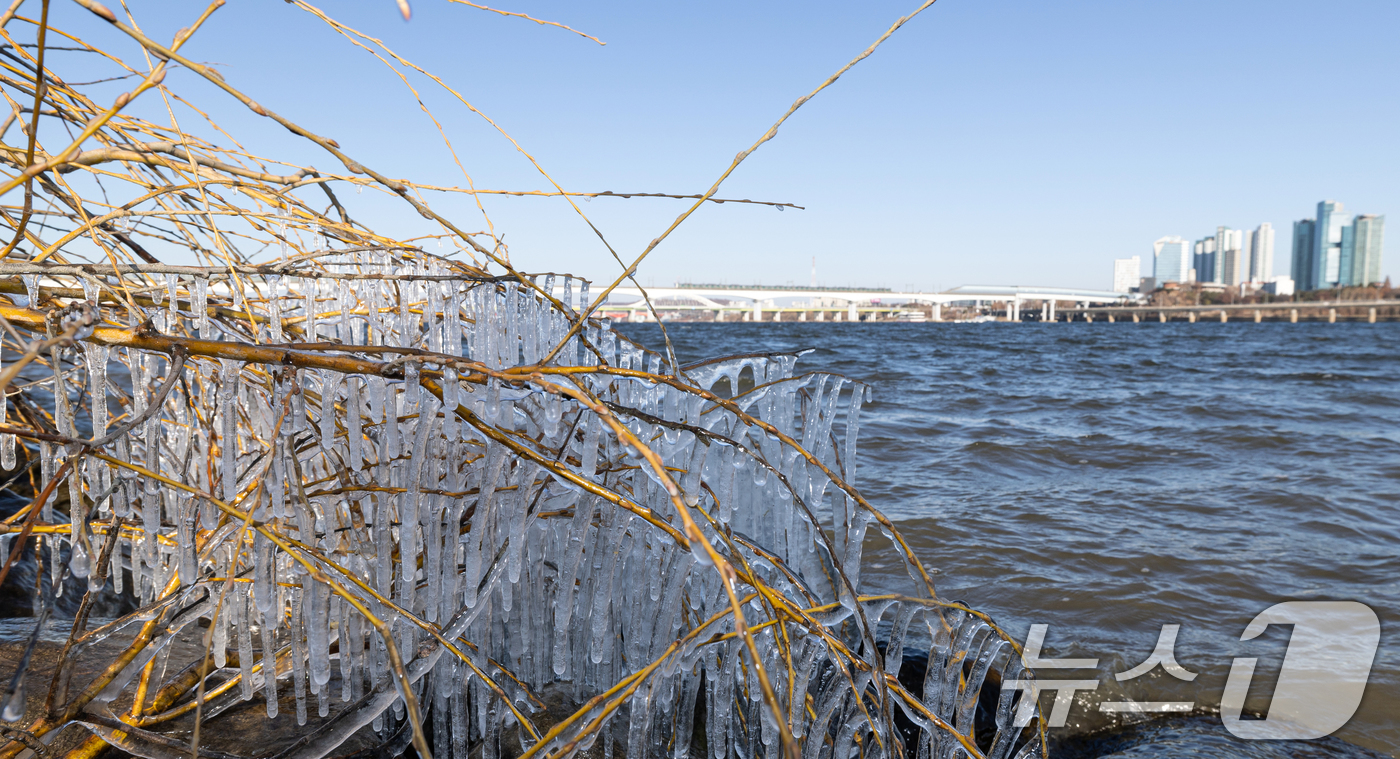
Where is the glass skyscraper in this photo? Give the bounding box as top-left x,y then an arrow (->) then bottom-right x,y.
1314,200 -> 1352,289
1154,237 -> 1191,284
1350,215 -> 1386,286
1193,236 -> 1216,283
1292,219 -> 1316,290
1339,224 -> 1356,285
1291,202 -> 1385,291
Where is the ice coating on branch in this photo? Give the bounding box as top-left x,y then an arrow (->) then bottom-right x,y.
0,252 -> 1035,759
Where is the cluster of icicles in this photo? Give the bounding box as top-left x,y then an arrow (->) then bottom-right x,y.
1,250 -> 1041,759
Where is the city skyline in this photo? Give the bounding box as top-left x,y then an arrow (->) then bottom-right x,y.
1147,200 -> 1382,293
1189,223 -> 1274,287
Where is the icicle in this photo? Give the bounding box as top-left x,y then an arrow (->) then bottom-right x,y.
263,614 -> 280,718
238,591 -> 256,700
254,532 -> 274,614
337,280 -> 353,346
551,494 -> 594,677
2,682 -> 23,722
404,363 -> 420,416
220,360 -> 240,504
319,370 -> 339,452
290,368 -> 306,433
385,386 -> 402,464
165,274 -> 179,319
463,445 -> 507,609
85,344 -> 109,438
291,586 -> 308,725
589,512 -> 632,664
339,597 -> 353,702
268,275 -> 284,343
441,367 -> 459,440
483,378 -> 500,424
110,529 -> 124,594
307,572 -> 331,688
402,396 -> 439,610
345,376 -> 363,471
178,495 -> 197,585
845,384 -> 864,485
195,277 -> 210,339
213,580 -> 230,667
303,280 -> 318,342
505,463 -> 540,584
446,286 -> 463,355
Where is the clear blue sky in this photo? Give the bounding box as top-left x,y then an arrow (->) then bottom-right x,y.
62,0 -> 1400,290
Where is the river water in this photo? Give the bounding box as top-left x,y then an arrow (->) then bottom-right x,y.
619,321 -> 1399,758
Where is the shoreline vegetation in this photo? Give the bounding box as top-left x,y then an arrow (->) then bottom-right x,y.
0,3 -> 1047,759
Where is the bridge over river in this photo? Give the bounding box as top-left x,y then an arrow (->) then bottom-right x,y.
598,283 -> 1140,321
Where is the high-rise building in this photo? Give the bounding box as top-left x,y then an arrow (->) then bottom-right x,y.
1290,202 -> 1384,290
1216,227 -> 1244,285
1292,218 -> 1316,290
1222,247 -> 1244,286
1314,200 -> 1352,289
1339,223 -> 1356,286
1241,229 -> 1255,281
1193,237 -> 1217,283
1349,215 -> 1385,286
1154,237 -> 1191,284
1112,256 -> 1141,293
1249,222 -> 1275,283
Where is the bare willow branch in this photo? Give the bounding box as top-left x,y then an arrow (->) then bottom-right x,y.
446,0 -> 606,45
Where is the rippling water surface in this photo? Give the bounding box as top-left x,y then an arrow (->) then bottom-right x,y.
620,321 -> 1399,758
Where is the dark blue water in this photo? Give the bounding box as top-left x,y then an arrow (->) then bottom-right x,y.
620,321 -> 1400,758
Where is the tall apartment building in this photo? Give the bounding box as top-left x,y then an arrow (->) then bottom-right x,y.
1193,237 -> 1216,283
1291,201 -> 1386,290
1218,227 -> 1244,284
1316,200 -> 1350,287
1291,219 -> 1316,289
1346,215 -> 1386,287
1222,246 -> 1243,286
1112,256 -> 1141,292
1153,237 -> 1191,285
1249,222 -> 1275,282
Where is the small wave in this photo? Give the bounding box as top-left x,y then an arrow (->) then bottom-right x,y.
1052,713 -> 1389,758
